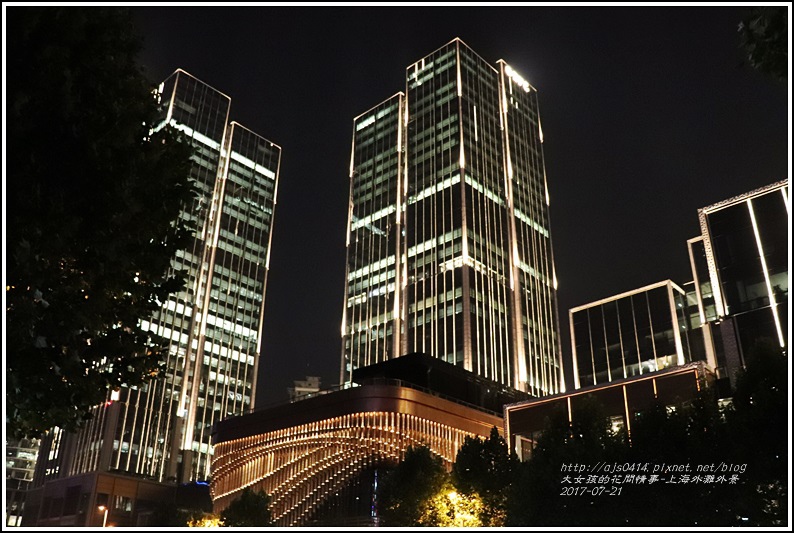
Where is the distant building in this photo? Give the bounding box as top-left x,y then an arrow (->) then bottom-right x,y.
341,38 -> 564,396
288,376 -> 323,402
20,473 -> 211,528
211,353 -> 526,526
5,436 -> 40,527
24,70 -> 281,525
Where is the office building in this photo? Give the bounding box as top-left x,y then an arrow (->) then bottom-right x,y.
287,376 -> 323,402
692,180 -> 788,366
5,437 -> 40,527
24,70 -> 281,525
569,280 -> 714,389
341,38 -> 563,397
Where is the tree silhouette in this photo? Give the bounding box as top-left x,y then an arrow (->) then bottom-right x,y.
220,487 -> 273,527
377,445 -> 448,526
6,7 -> 195,439
452,426 -> 517,525
726,338 -> 788,525
506,397 -> 626,526
506,343 -> 788,526
738,6 -> 787,82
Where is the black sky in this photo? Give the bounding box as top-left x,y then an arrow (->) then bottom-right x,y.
130,5 -> 789,406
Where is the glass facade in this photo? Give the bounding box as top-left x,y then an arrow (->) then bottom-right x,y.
698,180 -> 789,353
5,437 -> 41,526
37,70 -> 281,485
687,237 -> 718,325
342,39 -> 562,396
570,281 -> 697,388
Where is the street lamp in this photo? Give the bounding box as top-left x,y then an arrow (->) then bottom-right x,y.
97,505 -> 108,527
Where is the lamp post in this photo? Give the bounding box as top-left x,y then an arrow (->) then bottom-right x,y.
97,505 -> 108,527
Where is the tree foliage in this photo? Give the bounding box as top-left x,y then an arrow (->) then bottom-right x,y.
725,338 -> 788,525
506,397 -> 626,526
506,339 -> 788,526
6,7 -> 195,439
187,513 -> 224,528
419,482 -> 483,527
452,426 -> 517,525
377,445 -> 448,526
738,6 -> 788,82
219,487 -> 273,527
147,503 -> 207,528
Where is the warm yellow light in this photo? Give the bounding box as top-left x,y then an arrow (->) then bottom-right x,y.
420,485 -> 485,526
98,506 -> 109,528
187,515 -> 224,528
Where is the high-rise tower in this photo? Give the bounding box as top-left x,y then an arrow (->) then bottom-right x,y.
33,70 -> 281,487
341,39 -> 563,396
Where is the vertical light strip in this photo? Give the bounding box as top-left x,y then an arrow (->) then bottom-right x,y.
570,310 -> 580,390
782,187 -> 789,214
747,199 -> 786,347
615,301 -> 627,379
601,306 -> 612,382
646,292 -> 659,371
393,96 -> 404,359
687,238 -> 706,324
498,61 -> 527,388
630,295 -> 643,376
165,72 -> 178,125
699,210 -> 726,317
473,104 -> 478,142
457,42 -> 466,173
341,122 -> 357,368
587,308 -> 597,386
622,385 -> 632,437
668,282 -> 686,366
456,45 -> 463,97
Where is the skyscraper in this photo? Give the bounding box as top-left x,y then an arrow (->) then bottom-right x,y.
32,70 -> 281,493
341,38 -> 563,396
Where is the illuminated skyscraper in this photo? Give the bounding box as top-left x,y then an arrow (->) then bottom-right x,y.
341,39 -> 563,396
32,70 -> 281,495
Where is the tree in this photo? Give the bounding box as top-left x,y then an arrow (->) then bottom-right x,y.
623,390 -> 736,527
146,502 -> 202,527
452,426 -> 517,525
377,445 -> 448,526
506,349 -> 788,527
6,7 -> 195,439
506,397 -> 627,526
738,6 -> 787,83
219,487 -> 273,527
187,513 -> 224,528
419,482 -> 484,527
725,338 -> 788,525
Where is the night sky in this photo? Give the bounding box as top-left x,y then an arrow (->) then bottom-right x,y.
130,6 -> 789,406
